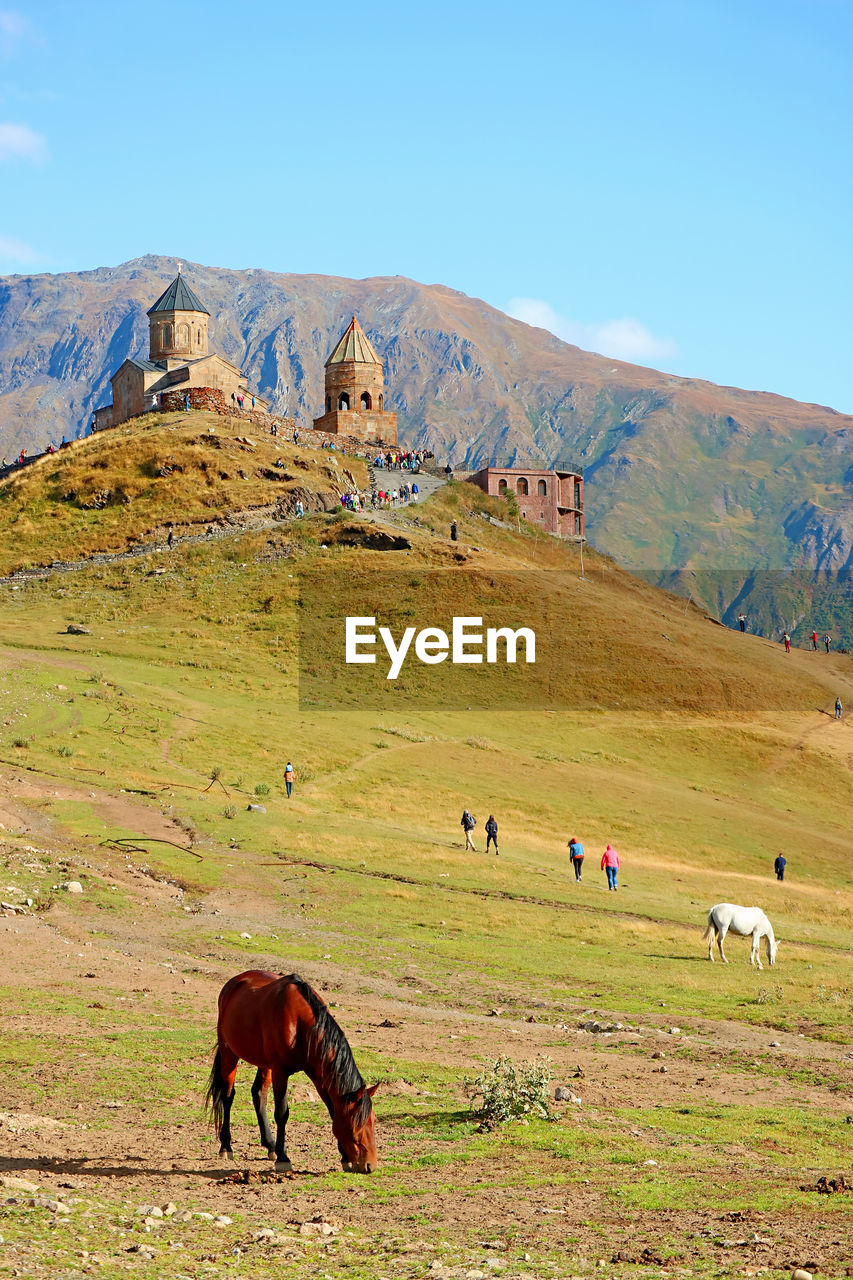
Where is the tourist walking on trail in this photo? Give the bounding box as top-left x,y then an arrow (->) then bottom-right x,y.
824,633 -> 831,653
774,854 -> 786,881
811,630 -> 819,650
485,815 -> 499,856
738,613 -> 747,633
461,809 -> 477,851
167,523 -> 174,549
601,843 -> 620,891
568,836 -> 585,881
284,761 -> 294,798
835,696 -> 843,720
783,632 -> 790,653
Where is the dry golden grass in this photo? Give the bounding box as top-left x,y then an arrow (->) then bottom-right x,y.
0,411 -> 367,572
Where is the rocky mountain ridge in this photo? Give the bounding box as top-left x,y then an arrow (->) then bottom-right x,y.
1,256 -> 852,618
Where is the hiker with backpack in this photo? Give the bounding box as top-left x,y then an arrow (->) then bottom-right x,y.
461,809 -> 477,851
485,815 -> 499,856
568,836 -> 585,881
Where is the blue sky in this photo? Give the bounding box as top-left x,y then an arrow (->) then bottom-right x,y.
1,0 -> 851,410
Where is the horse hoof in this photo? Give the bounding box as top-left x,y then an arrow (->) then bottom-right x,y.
219,1149 -> 235,1162
275,1159 -> 293,1174
267,1149 -> 276,1161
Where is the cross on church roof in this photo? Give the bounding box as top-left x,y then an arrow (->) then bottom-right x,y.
147,271 -> 209,317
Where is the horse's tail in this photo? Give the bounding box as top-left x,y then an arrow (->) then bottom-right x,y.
205,1046 -> 228,1137
701,909 -> 716,942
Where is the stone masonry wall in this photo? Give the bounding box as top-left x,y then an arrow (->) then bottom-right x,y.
157,386 -> 295,434
159,387 -> 228,414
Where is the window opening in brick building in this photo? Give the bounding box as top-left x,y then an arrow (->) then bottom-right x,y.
538,479 -> 547,495
338,393 -> 350,410
517,477 -> 529,495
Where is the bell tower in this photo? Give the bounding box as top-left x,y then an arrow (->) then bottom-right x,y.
313,315 -> 397,443
147,265 -> 210,368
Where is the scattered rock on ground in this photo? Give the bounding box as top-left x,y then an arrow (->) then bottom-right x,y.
298,1217 -> 339,1237
0,1176 -> 38,1193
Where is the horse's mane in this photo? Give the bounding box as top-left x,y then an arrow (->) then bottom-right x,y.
284,974 -> 370,1120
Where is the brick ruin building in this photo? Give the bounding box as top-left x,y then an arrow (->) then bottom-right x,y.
93,269 -> 267,430
472,466 -> 584,537
312,315 -> 398,444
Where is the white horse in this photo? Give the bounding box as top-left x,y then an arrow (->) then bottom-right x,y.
703,903 -> 779,969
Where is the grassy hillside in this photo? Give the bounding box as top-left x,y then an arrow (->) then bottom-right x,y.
0,450 -> 851,1278
0,410 -> 365,573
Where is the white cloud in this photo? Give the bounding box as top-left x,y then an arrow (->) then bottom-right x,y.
507,297 -> 678,366
0,233 -> 38,265
0,121 -> 46,162
0,11 -> 32,58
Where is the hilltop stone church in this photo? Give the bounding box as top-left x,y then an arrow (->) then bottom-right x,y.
93,270 -> 267,431
93,275 -> 398,446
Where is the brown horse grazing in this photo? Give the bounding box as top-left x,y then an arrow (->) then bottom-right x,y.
206,970 -> 378,1173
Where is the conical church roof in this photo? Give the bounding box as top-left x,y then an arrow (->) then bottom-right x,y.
147,271 -> 209,316
325,315 -> 381,368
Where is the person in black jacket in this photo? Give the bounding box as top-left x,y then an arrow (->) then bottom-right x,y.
460,809 -> 477,851
485,815 -> 499,856
774,854 -> 786,881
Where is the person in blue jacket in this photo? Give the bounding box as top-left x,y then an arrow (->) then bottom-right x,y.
568,836 -> 585,882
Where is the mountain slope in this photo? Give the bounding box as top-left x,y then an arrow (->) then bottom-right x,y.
1,255 -> 852,591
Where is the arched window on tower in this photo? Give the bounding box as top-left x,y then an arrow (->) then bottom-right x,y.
517,477 -> 529,495
379,394 -> 384,410
338,392 -> 350,411
538,479 -> 547,496
177,322 -> 189,347
498,479 -> 508,494
197,328 -> 202,346
360,391 -> 372,410
326,395 -> 332,412
163,323 -> 173,347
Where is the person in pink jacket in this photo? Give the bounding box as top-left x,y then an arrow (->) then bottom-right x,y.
601,843 -> 620,891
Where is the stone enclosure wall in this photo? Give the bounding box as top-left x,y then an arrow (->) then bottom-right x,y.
157,387 -> 295,434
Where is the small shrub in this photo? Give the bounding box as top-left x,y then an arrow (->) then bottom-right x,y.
233,774 -> 244,789
57,744 -> 74,758
254,782 -> 270,798
223,804 -> 237,820
466,1055 -> 552,1125
11,736 -> 28,749
754,984 -> 785,1005
88,670 -> 104,683
209,765 -> 223,781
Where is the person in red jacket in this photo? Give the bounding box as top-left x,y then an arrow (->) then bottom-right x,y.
810,630 -> 818,650
601,843 -> 620,891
